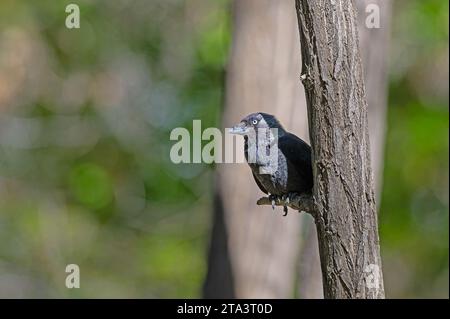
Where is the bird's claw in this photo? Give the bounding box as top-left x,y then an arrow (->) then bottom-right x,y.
269,194 -> 277,210
268,194 -> 295,216
281,194 -> 290,204
277,194 -> 288,216
281,193 -> 299,216
269,195 -> 280,210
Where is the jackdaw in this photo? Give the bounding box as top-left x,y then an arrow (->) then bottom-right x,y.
229,112 -> 313,216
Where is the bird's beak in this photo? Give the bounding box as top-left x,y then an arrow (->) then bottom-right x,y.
229,122 -> 250,135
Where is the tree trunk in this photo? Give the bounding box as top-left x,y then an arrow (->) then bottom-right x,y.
295,0 -> 385,299
297,0 -> 392,299
204,0 -> 309,298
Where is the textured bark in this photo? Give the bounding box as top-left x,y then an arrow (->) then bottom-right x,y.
297,0 -> 392,299
295,0 -> 385,298
204,0 -> 309,298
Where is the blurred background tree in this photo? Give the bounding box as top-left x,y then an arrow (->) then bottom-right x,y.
0,0 -> 447,298
204,0 -> 312,299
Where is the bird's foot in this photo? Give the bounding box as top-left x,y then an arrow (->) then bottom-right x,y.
280,194 -> 289,216
268,194 -> 278,210
268,194 -> 301,216
286,192 -> 300,204
280,193 -> 300,216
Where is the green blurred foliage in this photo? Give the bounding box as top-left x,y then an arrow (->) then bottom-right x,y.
69,163 -> 113,210
0,0 -> 447,298
0,0 -> 228,298
379,0 -> 449,298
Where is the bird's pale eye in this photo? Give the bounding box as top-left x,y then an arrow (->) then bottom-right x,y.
252,119 -> 258,125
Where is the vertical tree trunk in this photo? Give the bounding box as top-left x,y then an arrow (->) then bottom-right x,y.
295,0 -> 385,298
204,0 -> 309,298
297,0 -> 392,299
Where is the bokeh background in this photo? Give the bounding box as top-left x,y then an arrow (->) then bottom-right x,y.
0,0 -> 447,298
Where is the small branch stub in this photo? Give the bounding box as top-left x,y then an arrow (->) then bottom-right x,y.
299,66 -> 313,90
300,73 -> 307,82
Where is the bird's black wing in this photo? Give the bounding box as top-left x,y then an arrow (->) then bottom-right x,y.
278,133 -> 313,191
252,172 -> 268,194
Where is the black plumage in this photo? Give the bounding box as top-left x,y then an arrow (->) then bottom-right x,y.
230,112 -> 313,215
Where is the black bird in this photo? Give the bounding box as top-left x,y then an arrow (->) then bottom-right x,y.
229,112 -> 313,216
